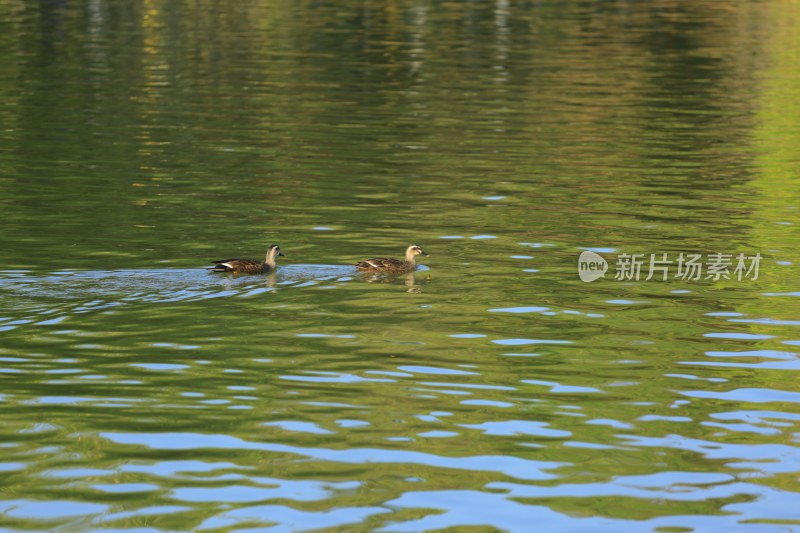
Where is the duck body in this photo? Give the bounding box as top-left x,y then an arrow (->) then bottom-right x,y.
356,244 -> 427,274
355,257 -> 415,274
209,244 -> 284,275
209,258 -> 274,274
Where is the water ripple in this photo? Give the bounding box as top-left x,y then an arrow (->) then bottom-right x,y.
102,432 -> 565,481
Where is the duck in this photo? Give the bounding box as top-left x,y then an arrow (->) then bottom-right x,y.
209,244 -> 284,274
355,244 -> 428,274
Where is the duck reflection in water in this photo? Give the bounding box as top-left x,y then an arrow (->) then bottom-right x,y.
358,270 -> 429,293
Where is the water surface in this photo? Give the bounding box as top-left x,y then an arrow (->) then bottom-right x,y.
1,0 -> 800,530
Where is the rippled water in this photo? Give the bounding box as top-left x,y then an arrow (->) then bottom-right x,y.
2,0 -> 800,530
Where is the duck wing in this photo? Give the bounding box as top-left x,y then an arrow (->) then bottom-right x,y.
355,257 -> 404,270
209,258 -> 263,273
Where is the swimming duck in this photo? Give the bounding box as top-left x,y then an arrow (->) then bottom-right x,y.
355,244 -> 428,274
209,244 -> 284,274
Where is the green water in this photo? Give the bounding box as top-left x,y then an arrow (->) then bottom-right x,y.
2,0 -> 800,530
